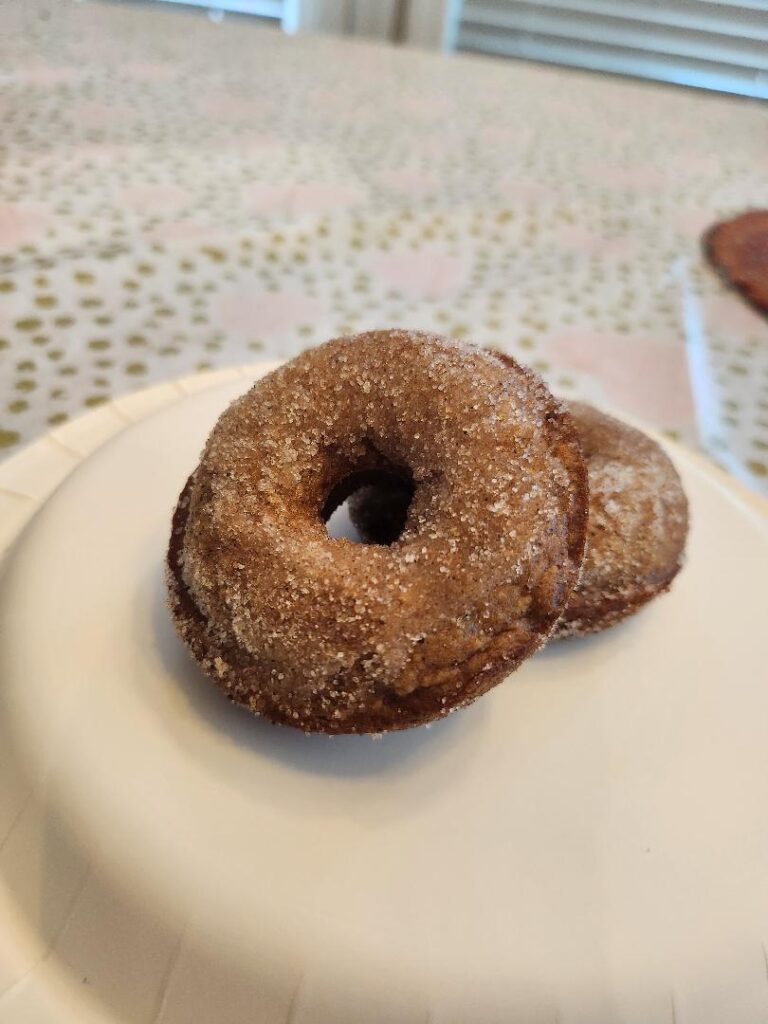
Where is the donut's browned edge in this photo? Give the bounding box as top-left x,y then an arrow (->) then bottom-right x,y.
552,565 -> 684,639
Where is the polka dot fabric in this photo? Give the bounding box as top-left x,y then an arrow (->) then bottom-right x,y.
1,0 -> 767,493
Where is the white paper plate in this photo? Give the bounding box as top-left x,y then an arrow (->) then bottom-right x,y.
1,364 -> 767,1024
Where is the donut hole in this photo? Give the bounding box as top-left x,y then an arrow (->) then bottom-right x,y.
323,470 -> 414,545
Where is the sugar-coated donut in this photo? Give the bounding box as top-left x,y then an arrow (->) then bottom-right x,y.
167,330 -> 588,733
552,402 -> 688,637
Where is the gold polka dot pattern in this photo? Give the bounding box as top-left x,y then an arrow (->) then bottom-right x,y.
0,0 -> 767,493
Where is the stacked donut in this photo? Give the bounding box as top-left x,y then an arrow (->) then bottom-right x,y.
167,330 -> 688,734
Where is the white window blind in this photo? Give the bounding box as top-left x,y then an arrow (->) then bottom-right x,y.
454,0 -> 768,98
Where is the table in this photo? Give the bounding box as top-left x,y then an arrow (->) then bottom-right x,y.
2,0 -> 768,495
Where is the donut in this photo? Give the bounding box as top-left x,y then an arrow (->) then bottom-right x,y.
167,330 -> 588,733
553,402 -> 688,636
351,393 -> 688,639
703,210 -> 768,315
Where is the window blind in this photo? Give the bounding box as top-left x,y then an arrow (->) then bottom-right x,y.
455,0 -> 768,98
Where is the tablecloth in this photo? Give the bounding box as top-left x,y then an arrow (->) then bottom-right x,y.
1,0 -> 768,494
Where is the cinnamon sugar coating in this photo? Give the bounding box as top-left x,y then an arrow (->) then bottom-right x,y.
553,402 -> 688,637
167,330 -> 588,733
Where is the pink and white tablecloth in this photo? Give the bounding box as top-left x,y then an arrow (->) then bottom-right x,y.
1,0 -> 768,493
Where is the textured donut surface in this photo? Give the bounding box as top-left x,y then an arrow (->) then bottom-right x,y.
553,401 -> 688,637
167,330 -> 588,733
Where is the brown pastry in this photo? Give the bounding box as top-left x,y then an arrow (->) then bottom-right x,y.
703,209 -> 768,314
167,330 -> 588,733
352,392 -> 688,639
552,401 -> 688,636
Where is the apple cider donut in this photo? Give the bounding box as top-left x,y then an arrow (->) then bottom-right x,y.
552,401 -> 688,637
167,330 -> 588,733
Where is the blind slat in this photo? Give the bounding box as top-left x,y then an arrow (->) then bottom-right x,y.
694,0 -> 768,13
